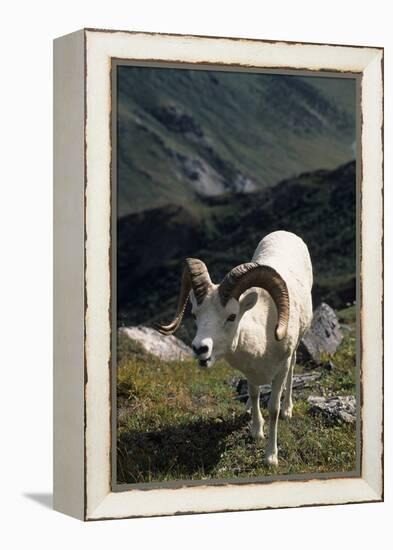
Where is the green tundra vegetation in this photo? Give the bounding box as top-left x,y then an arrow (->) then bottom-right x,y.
115,67 -> 358,484
116,305 -> 356,484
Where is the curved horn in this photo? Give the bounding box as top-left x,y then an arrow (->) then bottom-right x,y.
218,263 -> 289,341
154,258 -> 212,335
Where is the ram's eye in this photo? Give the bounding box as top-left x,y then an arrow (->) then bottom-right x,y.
226,314 -> 236,322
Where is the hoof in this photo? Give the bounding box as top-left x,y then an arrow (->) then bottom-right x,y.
265,453 -> 278,467
280,407 -> 293,420
250,424 -> 265,440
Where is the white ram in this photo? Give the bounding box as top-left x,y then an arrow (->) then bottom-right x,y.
155,230 -> 313,466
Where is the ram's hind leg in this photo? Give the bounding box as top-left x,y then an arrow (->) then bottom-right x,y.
248,383 -> 265,440
281,351 -> 296,420
265,364 -> 288,467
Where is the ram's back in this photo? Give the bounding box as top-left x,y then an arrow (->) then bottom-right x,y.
252,231 -> 313,339
252,231 -> 312,288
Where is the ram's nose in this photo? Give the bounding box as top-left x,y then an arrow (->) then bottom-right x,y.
192,344 -> 209,356
192,338 -> 212,359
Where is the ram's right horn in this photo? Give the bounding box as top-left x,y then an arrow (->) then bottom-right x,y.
154,258 -> 212,335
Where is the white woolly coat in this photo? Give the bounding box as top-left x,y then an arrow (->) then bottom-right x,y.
225,230 -> 313,386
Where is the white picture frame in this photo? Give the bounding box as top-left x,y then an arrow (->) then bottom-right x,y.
53,28 -> 383,521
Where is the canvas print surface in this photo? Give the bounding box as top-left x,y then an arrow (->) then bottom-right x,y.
114,65 -> 358,486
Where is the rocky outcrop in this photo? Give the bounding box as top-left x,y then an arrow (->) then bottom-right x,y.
120,326 -> 192,361
150,104 -> 205,140
298,303 -> 343,365
307,395 -> 356,424
174,153 -> 228,196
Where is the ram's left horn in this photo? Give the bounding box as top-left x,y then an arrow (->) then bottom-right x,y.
218,262 -> 289,341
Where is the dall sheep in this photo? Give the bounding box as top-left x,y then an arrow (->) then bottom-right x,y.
155,230 -> 313,466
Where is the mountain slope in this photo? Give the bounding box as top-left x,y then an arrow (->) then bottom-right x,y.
117,161 -> 356,341
117,67 -> 356,216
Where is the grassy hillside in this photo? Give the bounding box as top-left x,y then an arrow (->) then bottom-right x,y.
117,161 -> 356,341
117,66 -> 356,216
116,67 -> 358,487
116,321 -> 356,484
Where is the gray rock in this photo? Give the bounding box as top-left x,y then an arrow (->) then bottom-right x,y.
173,152 -> 257,196
120,326 -> 192,362
298,303 -> 343,365
235,372 -> 322,407
174,153 -> 228,196
150,104 -> 204,138
233,173 -> 257,193
307,395 -> 356,424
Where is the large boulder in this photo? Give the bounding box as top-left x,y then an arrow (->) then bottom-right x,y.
120,326 -> 192,361
307,395 -> 356,424
298,303 -> 343,365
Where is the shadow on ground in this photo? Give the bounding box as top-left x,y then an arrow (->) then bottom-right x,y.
23,493 -> 53,509
117,413 -> 250,484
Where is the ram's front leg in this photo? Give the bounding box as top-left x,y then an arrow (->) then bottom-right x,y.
265,365 -> 288,466
281,351 -> 296,420
248,382 -> 265,440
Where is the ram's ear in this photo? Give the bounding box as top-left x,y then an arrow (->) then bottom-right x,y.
239,291 -> 258,317
189,290 -> 197,308
230,292 -> 258,353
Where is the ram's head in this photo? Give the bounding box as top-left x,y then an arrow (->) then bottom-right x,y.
154,258 -> 289,368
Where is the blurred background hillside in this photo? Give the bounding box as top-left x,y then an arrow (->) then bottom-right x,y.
116,66 -> 357,342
